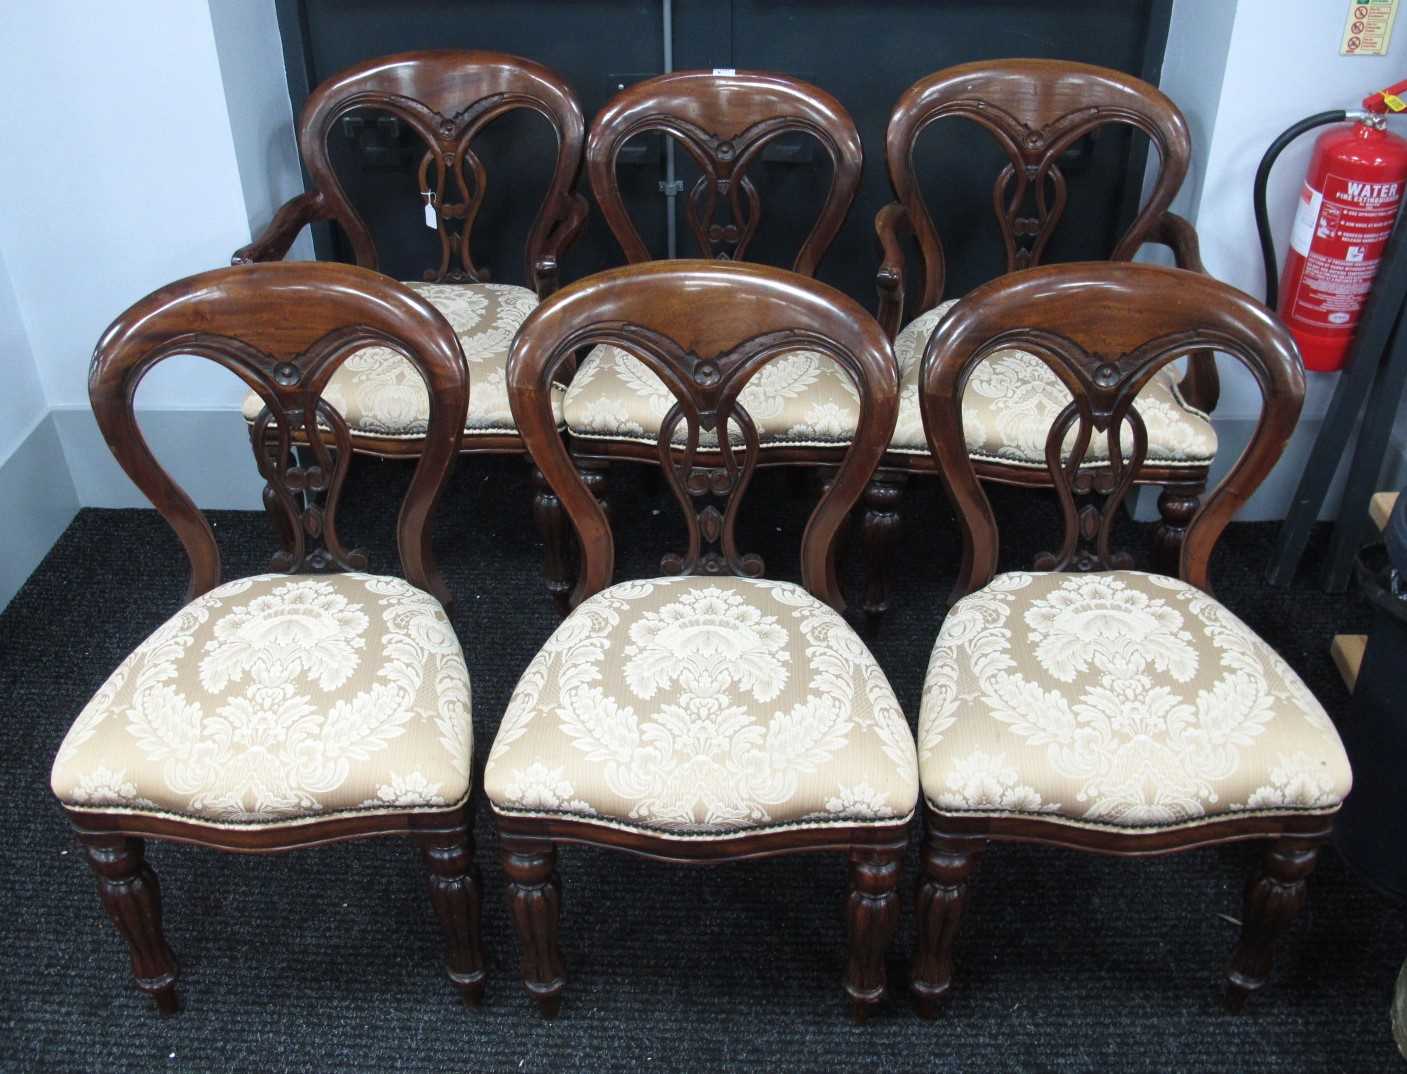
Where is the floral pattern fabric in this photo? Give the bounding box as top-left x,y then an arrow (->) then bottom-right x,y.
51,573 -> 473,826
562,343 -> 861,448
239,281 -> 563,439
918,571 -> 1351,830
888,302 -> 1218,466
484,576 -> 919,837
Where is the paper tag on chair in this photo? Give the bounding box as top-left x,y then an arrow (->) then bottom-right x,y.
422,191 -> 437,229
712,68 -> 736,76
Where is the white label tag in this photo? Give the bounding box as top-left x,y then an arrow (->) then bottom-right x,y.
712,67 -> 736,76
1290,183 -> 1324,257
1342,0 -> 1399,55
422,192 -> 437,229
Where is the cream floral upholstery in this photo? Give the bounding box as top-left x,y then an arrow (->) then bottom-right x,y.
484,576 -> 919,837
562,300 -> 1216,466
918,571 -> 1352,830
239,281 -> 563,439
563,344 -> 862,448
890,302 -> 1217,466
52,573 -> 473,826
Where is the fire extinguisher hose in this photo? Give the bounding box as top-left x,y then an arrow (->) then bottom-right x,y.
1254,110 -> 1349,309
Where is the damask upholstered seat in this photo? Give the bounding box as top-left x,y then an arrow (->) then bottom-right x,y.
564,304 -> 1217,466
918,571 -> 1351,829
485,576 -> 918,836
888,303 -> 1217,466
53,573 -> 474,825
239,282 -> 562,439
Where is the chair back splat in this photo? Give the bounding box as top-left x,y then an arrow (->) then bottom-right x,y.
917,262 -> 1303,600
89,261 -> 470,605
509,259 -> 899,611
236,49 -> 587,294
588,70 -> 862,272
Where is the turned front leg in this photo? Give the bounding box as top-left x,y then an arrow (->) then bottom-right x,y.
1224,837 -> 1321,1012
530,463 -> 574,613
81,835 -> 179,1015
1154,481 -> 1203,576
911,830 -> 984,1019
417,828 -> 485,1007
861,471 -> 907,616
845,846 -> 902,1022
502,841 -> 565,1018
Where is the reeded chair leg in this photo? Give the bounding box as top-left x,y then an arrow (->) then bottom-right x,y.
1154,480 -> 1203,575
531,463 -> 574,613
81,834 -> 179,1015
502,840 -> 565,1018
911,828 -> 984,1019
417,826 -> 486,1007
577,458 -> 610,522
861,470 -> 907,616
1224,836 -> 1321,1012
845,846 -> 903,1022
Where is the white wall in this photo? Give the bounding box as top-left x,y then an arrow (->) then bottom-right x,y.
0,246 -> 47,461
0,2 -> 254,414
1155,0 -> 1407,517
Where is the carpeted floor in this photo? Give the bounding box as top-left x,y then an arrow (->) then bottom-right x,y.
2,454 -> 1403,1073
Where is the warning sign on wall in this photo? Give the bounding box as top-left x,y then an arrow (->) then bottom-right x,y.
1342,0 -> 1399,56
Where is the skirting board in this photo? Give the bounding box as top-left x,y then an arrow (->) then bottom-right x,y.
0,413 -> 79,612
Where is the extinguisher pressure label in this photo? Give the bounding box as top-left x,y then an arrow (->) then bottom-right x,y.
1289,174 -> 1400,328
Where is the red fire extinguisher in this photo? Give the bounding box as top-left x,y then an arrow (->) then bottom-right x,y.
1270,82 -> 1407,372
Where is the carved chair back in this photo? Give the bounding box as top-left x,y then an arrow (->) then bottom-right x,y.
508,260 -> 898,610
299,49 -> 586,289
888,59 -> 1191,315
587,71 -> 863,272
89,262 -> 469,606
917,262 -> 1303,600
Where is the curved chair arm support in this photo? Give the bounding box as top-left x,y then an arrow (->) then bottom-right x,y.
231,191 -> 330,266
874,202 -> 912,340
1142,211 -> 1220,413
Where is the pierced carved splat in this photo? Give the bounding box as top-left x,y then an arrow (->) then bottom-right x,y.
587,72 -> 862,276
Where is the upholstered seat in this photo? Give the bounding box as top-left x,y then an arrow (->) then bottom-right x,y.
889,302 -> 1217,465
563,302 -> 1216,466
239,281 -> 563,438
917,571 -> 1352,830
485,575 -> 919,836
52,572 -> 473,826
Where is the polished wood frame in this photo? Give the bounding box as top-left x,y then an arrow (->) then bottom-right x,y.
500,259 -> 908,1020
231,49 -> 589,596
68,262 -> 483,1014
865,59 -> 1219,612
562,69 -> 865,601
910,260 -> 1325,1015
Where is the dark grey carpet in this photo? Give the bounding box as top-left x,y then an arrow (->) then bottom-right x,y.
2,454 -> 1403,1073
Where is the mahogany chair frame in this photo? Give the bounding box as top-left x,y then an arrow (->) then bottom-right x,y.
909,261 -> 1323,1016
68,262 -> 482,1013
231,49 -> 589,596
562,70 -> 864,601
500,260 -> 907,1021
866,59 -> 1219,612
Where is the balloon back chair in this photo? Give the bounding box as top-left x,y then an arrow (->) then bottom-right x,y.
50,262 -> 482,1013
232,49 -> 589,597
487,259 -> 919,1020
865,59 -> 1218,612
558,71 -> 865,604
909,261 -> 1351,1016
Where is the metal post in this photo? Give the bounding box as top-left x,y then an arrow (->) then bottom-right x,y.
660,0 -> 680,258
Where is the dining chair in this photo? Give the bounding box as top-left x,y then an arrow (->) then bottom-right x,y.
488,259 -> 918,1020
557,70 -> 865,607
908,261 -> 1352,1016
50,262 -> 481,1013
864,59 -> 1217,613
232,49 -> 588,600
